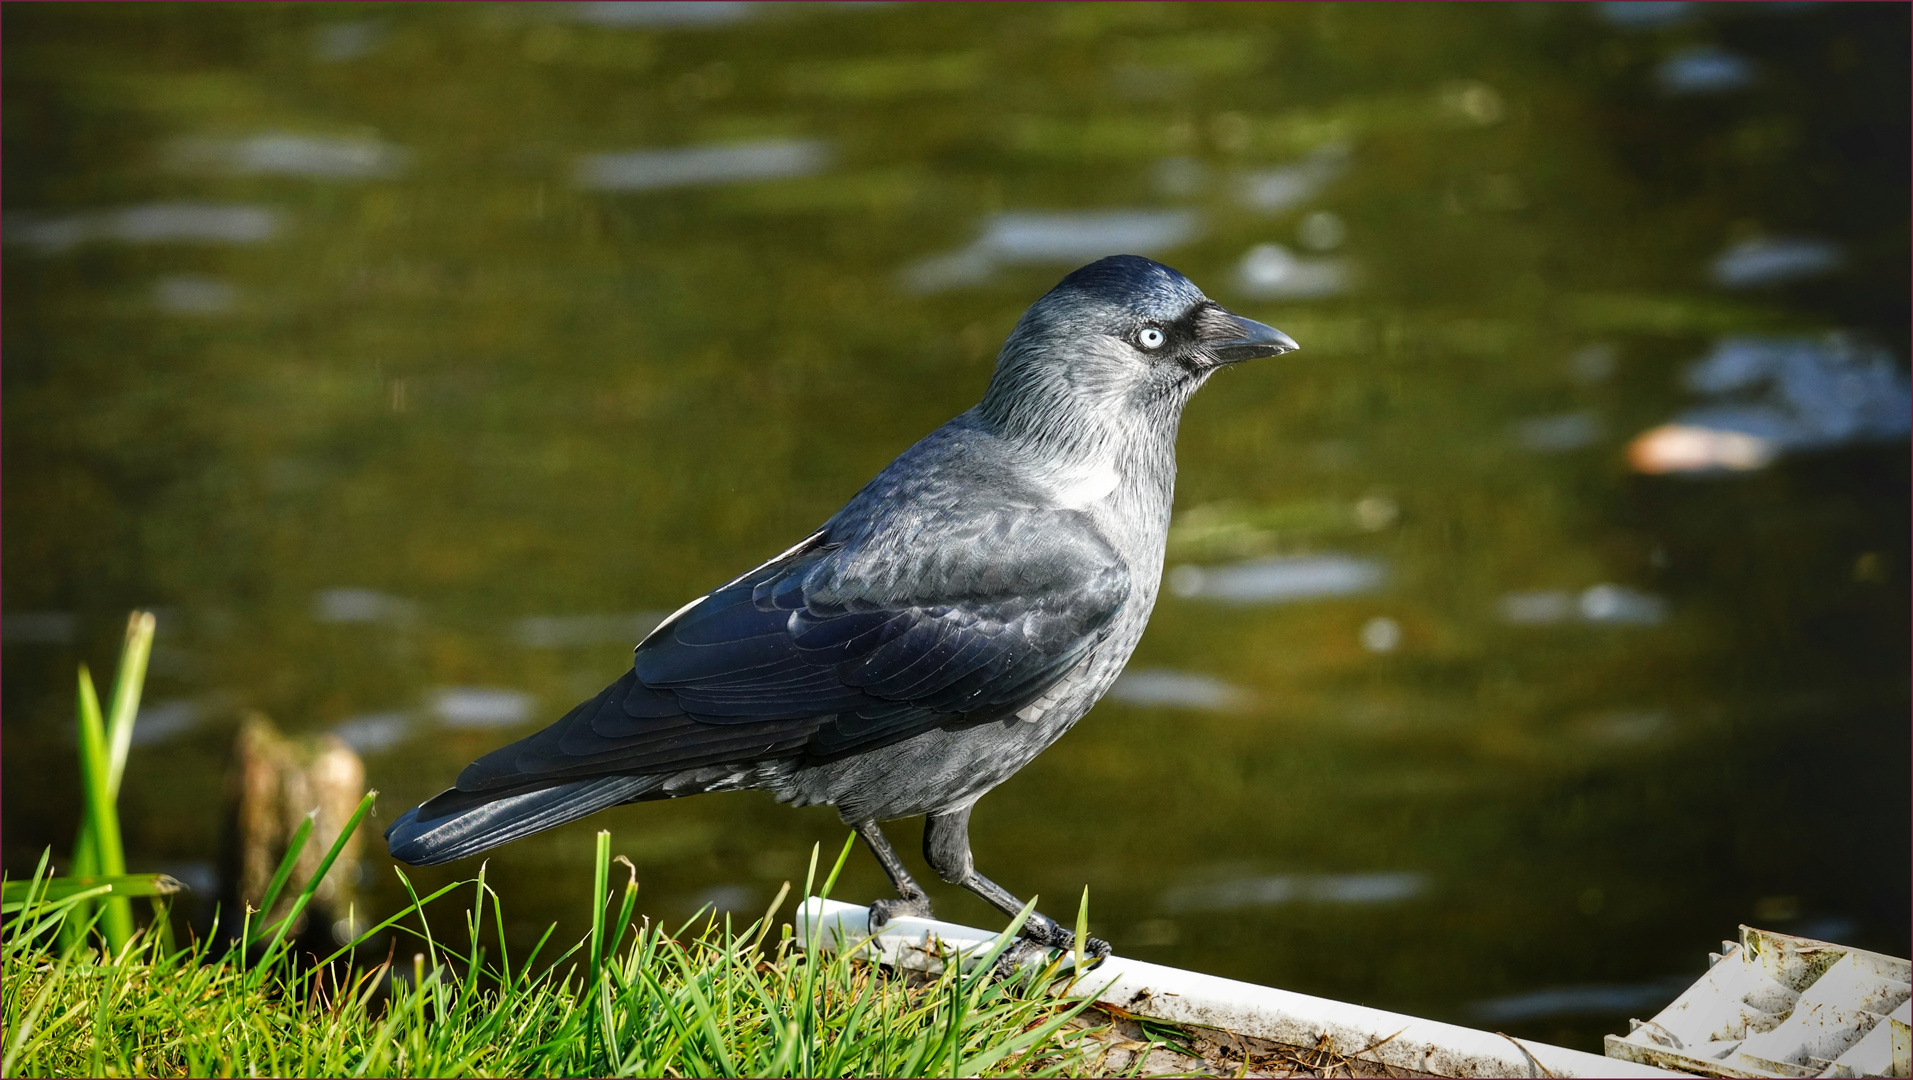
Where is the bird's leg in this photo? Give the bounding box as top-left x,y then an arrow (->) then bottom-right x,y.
856,820 -> 934,929
923,806 -> 1112,962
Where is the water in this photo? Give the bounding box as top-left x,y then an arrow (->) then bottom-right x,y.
4,2 -> 1906,1052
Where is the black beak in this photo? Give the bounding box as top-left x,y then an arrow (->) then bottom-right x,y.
1204,308 -> 1299,364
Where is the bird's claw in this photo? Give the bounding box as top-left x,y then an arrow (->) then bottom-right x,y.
989,931 -> 1113,981
867,895 -> 934,930
990,938 -> 1055,980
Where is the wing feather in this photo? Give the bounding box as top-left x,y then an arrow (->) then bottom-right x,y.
453,506 -> 1127,794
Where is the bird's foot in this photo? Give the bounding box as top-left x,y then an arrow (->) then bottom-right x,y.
867,895 -> 935,931
989,915 -> 1112,981
990,938 -> 1056,980
1018,911 -> 1113,959
989,934 -> 1113,981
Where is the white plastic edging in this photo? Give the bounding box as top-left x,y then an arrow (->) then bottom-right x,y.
795,897 -> 1683,1079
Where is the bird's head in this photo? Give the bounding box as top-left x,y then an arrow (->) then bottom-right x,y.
979,255 -> 1297,456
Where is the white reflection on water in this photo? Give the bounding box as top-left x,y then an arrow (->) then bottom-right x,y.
1711,236 -> 1844,289
900,209 -> 1203,293
1168,554 -> 1386,605
576,139 -> 830,191
567,2 -> 757,28
7,204 -> 280,252
166,134 -> 408,179
1656,45 -> 1757,96
1236,142 -> 1350,215
514,611 -> 664,648
1234,243 -> 1352,300
1597,2 -> 1693,29
1500,585 -> 1667,626
1468,977 -> 1689,1023
433,688 -> 536,729
1108,668 -> 1248,711
1500,591 -> 1574,625
984,210 -> 1203,262
1163,872 -> 1428,913
314,588 -> 419,624
154,275 -> 238,315
333,711 -> 415,753
1629,335 -> 1912,474
1360,616 -> 1402,653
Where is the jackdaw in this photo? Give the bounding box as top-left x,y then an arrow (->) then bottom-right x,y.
387,254 -> 1297,961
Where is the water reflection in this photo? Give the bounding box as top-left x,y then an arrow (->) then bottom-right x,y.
575,139 -> 832,192
1358,616 -> 1402,654
6,204 -> 280,252
332,712 -> 415,754
313,589 -> 418,625
1655,46 -> 1757,96
1710,237 -> 1845,290
130,700 -> 204,747
431,688 -> 535,729
1233,243 -> 1352,301
1499,585 -> 1667,627
1628,335 -> 1912,474
1597,2 -> 1695,30
1236,142 -> 1349,215
1163,872 -> 1429,914
1168,554 -> 1387,605
901,209 -> 1203,294
165,134 -> 408,180
153,275 -> 238,316
1107,668 -> 1248,712
566,2 -> 758,29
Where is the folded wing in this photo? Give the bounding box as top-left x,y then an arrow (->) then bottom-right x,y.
453,506 -> 1129,794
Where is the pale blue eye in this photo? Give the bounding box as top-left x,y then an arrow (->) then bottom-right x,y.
1139,328 -> 1166,349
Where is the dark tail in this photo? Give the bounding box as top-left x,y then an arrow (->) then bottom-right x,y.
385,775 -> 663,866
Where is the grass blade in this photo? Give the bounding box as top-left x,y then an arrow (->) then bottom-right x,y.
1074,885 -> 1090,975
247,790 -> 377,982
589,830 -> 610,990
66,613 -> 156,953
73,665 -> 131,950
1,874 -> 185,914
246,812 -> 315,946
102,612 -> 156,797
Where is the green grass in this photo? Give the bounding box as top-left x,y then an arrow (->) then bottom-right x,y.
3,830 -> 1104,1078
2,610 -> 1105,1078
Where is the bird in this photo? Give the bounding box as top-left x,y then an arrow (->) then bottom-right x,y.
386,254 -> 1297,963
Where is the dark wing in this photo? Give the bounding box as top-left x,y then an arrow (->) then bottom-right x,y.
454,506 -> 1129,793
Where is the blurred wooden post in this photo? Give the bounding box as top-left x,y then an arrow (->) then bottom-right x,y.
225,713 -> 367,948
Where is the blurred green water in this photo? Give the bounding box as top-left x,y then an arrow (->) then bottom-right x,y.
4,1 -> 1906,1051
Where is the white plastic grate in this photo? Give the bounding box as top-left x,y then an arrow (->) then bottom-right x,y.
1605,925 -> 1910,1078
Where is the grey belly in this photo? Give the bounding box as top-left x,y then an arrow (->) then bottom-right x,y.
764,642 -> 1131,823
